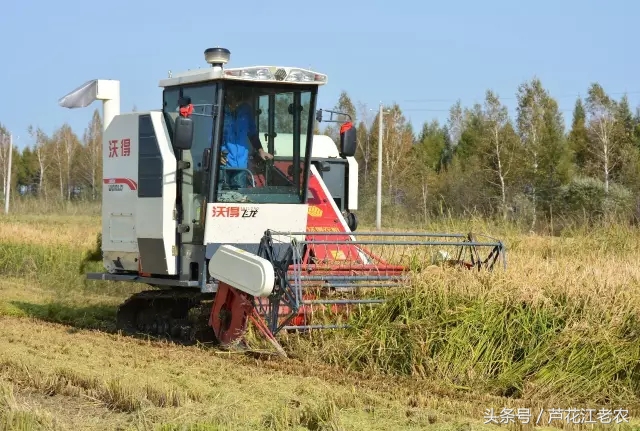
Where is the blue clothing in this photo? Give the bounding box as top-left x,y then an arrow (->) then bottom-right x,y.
217,101 -> 260,189
222,102 -> 258,169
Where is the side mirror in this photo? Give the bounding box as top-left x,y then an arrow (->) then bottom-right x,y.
339,122 -> 356,157
173,116 -> 194,150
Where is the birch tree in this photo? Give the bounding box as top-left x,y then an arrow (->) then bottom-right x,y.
585,83 -> 617,194
447,100 -> 464,147
0,141 -> 5,199
382,104 -> 413,200
516,78 -> 547,229
27,125 -> 50,198
51,123 -> 81,200
482,90 -> 513,220
0,128 -> 8,199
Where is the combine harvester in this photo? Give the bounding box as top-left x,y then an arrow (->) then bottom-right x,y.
59,47 -> 506,354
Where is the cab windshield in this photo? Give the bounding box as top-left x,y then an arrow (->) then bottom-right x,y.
215,82 -> 316,204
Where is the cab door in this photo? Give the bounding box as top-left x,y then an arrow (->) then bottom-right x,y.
165,83 -> 217,280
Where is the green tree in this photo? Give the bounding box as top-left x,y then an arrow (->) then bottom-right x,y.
453,103 -> 485,170
416,119 -> 446,172
320,91 -> 356,144
538,95 -> 571,213
612,94 -> 640,192
439,125 -> 454,172
355,120 -> 371,178
632,107 -> 640,150
567,97 -> 589,172
335,91 -> 356,124
614,94 -> 634,148
80,109 -> 103,200
516,77 -> 558,229
15,147 -> 39,192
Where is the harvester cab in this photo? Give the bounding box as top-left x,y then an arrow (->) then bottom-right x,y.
59,47 -> 506,353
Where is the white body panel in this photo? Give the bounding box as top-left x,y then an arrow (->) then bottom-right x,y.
101,111 -> 178,275
208,245 -> 274,297
346,156 -> 358,211
159,67 -> 224,87
135,198 -> 163,238
159,65 -> 327,88
102,112 -> 139,272
204,203 -> 308,245
152,113 -> 179,275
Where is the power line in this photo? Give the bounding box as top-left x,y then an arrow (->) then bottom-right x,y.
398,90 -> 640,104
351,89 -> 640,124
402,107 -> 578,113
366,89 -> 640,116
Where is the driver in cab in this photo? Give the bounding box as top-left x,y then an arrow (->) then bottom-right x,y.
220,91 -> 273,188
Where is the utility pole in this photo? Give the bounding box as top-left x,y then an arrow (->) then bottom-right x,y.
4,134 -> 12,215
376,102 -> 383,230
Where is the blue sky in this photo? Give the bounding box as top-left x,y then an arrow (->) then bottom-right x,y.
0,0 -> 637,149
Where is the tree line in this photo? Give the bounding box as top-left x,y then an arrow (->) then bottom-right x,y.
1,78 -> 639,230
323,79 -> 640,230
0,110 -> 102,202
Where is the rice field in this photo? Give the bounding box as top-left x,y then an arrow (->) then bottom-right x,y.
1,204 -> 639,430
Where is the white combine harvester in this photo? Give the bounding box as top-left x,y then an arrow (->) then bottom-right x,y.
59,47 -> 505,351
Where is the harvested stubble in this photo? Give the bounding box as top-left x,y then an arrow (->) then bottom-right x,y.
0,381 -> 56,431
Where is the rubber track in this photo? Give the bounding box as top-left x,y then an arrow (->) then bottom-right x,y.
116,289 -> 217,346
